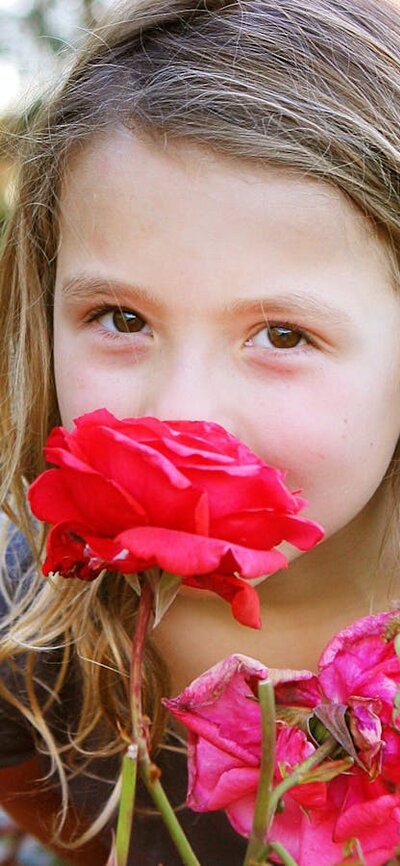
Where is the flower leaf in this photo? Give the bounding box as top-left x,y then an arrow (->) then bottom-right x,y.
152,571 -> 182,627
294,756 -> 354,784
127,573 -> 141,596
310,704 -> 359,763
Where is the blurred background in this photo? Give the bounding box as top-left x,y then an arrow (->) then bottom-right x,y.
1,1 -> 399,864
0,0 -> 115,234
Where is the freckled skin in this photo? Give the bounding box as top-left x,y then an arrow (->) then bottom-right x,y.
53,128 -> 400,684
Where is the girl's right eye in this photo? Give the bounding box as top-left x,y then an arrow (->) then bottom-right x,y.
88,306 -> 151,335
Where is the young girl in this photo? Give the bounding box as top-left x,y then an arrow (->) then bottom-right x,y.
0,0 -> 399,863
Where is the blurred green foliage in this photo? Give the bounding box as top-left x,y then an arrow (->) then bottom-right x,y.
1,0 -> 99,55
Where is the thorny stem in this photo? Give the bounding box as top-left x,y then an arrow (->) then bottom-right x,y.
115,579 -> 153,866
130,580 -> 153,741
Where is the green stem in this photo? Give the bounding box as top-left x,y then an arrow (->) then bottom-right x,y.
243,679 -> 276,866
115,747 -> 138,866
243,682 -> 337,866
267,735 -> 337,821
139,751 -> 202,866
249,736 -> 338,866
266,840 -> 300,866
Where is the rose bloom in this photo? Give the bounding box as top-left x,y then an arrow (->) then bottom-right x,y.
28,409 -> 323,628
164,612 -> 400,866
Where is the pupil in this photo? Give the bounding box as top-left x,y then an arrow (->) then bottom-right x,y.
112,309 -> 144,333
268,326 -> 301,349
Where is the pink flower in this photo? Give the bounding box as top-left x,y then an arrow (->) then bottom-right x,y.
164,612 -> 400,865
28,409 -> 323,628
163,656 -> 327,840
273,613 -> 400,781
164,655 -> 268,814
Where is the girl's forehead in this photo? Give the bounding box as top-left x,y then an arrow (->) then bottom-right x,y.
60,128 -> 378,241
57,128 -> 396,309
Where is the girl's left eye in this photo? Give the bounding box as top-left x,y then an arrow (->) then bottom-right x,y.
246,324 -> 310,351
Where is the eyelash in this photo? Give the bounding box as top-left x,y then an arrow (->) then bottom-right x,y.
84,303 -> 315,355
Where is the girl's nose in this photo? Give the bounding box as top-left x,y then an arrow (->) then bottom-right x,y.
136,358 -> 237,434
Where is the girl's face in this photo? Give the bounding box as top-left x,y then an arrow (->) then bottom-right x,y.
54,128 -> 400,564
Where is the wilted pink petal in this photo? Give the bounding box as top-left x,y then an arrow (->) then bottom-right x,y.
228,793 -> 346,865
269,774 -> 400,866
221,730 -> 328,843
164,656 -> 268,814
164,655 -> 267,752
273,669 -> 321,708
319,613 -> 400,719
226,793 -> 338,862
348,697 -> 382,776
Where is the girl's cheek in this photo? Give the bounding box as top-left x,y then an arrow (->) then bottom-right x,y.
250,391 -> 371,512
55,362 -> 138,428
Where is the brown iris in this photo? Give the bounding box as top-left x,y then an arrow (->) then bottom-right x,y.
267,326 -> 303,349
112,309 -> 145,333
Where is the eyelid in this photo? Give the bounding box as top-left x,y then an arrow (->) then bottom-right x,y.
84,302 -> 143,321
263,319 -> 312,338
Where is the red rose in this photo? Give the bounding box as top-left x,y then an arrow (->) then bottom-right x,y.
28,409 -> 323,628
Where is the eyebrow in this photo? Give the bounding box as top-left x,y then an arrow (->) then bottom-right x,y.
61,275 -> 164,310
60,274 -> 353,326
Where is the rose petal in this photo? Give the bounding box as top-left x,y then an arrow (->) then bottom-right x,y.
184,573 -> 261,629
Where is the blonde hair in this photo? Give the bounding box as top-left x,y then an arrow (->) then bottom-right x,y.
0,0 -> 399,849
